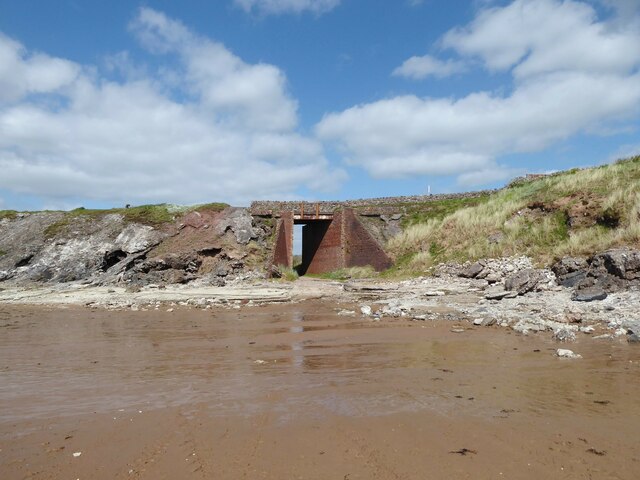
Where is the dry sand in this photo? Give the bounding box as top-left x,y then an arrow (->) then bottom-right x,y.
1,300 -> 639,479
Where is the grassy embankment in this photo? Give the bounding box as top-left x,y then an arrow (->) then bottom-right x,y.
388,156 -> 640,275
1,203 -> 228,239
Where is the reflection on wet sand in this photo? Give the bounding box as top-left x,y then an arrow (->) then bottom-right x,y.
1,302 -> 639,479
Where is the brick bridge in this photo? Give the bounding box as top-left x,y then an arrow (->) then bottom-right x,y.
250,191 -> 495,275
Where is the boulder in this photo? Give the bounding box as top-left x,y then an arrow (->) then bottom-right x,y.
552,257 -> 589,287
590,249 -> 640,280
460,262 -> 484,278
557,270 -> 587,288
552,257 -> 588,277
504,269 -> 544,295
215,208 -> 257,245
571,286 -> 608,302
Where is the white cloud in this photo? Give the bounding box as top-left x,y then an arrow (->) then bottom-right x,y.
443,0 -> 640,79
130,8 -> 297,132
233,0 -> 340,15
0,9 -> 345,208
0,33 -> 80,103
319,0 -> 640,186
393,55 -> 467,79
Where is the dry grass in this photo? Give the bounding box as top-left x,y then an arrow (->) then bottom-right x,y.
389,156 -> 640,273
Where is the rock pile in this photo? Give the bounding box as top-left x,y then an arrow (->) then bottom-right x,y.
440,256 -> 557,299
552,248 -> 640,302
444,256 -> 534,282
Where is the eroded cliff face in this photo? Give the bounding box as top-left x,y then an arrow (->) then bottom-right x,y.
0,207 -> 273,287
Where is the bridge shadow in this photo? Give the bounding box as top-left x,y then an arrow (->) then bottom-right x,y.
294,219 -> 332,276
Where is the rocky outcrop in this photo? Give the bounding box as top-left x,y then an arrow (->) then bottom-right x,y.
552,248 -> 640,302
590,249 -> 640,281
0,207 -> 271,287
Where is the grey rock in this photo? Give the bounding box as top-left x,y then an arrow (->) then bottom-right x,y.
571,287 -> 608,302
627,330 -> 640,343
215,208 -> 257,245
214,263 -> 230,277
460,262 -> 484,279
505,269 -> 543,295
590,249 -> 640,280
552,257 -> 588,277
557,270 -> 587,288
553,326 -> 577,342
475,268 -> 490,279
0,270 -> 13,282
114,224 -> 165,254
556,348 -> 582,359
485,286 -> 510,300
485,272 -> 502,284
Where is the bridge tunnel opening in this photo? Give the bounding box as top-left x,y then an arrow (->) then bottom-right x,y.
294,219 -> 334,276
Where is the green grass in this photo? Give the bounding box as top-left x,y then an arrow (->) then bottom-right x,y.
400,195 -> 492,227
186,202 -> 228,214
0,249 -> 6,257
43,202 -> 229,238
276,266 -> 299,281
388,155 -> 640,274
0,210 -> 18,221
308,265 -> 377,281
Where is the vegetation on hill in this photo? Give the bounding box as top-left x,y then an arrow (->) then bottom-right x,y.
0,210 -> 18,221
388,156 -> 640,274
38,203 -> 229,238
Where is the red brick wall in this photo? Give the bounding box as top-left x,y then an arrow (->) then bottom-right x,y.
304,212 -> 345,275
343,208 -> 393,271
300,221 -> 330,275
272,212 -> 293,268
270,209 -> 391,275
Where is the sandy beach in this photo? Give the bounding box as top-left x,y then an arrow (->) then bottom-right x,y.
1,298 -> 639,479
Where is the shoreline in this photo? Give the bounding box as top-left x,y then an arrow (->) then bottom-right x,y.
2,274 -> 638,345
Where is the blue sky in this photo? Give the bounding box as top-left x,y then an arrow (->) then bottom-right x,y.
1,0 -> 639,210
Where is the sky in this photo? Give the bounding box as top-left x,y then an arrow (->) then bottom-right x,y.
1,0 -> 640,211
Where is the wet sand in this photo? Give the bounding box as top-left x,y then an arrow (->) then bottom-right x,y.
1,301 -> 639,479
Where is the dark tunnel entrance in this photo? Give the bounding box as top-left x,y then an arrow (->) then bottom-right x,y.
294,220 -> 339,275
294,219 -> 334,276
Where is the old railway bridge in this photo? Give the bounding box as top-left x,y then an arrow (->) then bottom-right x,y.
250,191 -> 492,275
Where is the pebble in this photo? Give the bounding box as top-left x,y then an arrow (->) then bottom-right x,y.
424,290 -> 445,297
556,349 -> 582,359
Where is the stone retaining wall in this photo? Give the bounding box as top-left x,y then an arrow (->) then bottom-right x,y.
250,189 -> 499,216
